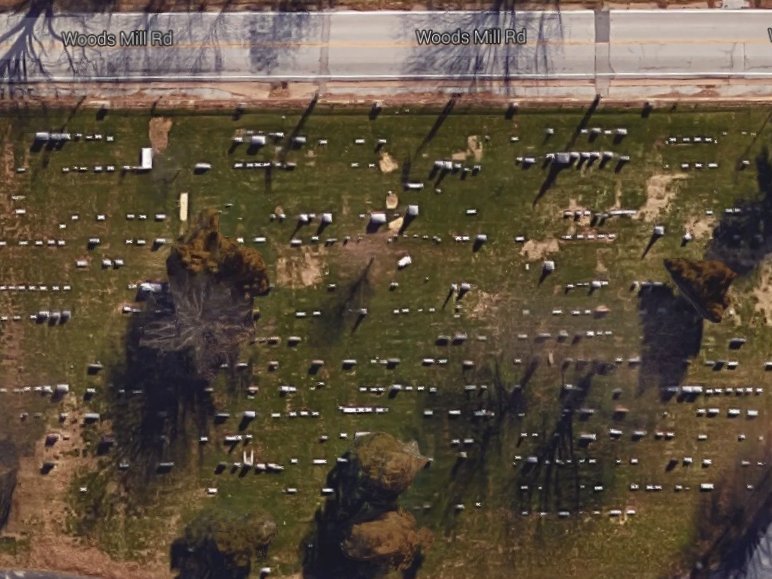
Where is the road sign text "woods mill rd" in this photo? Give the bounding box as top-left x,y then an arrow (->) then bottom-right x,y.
60,29 -> 175,48
415,27 -> 527,46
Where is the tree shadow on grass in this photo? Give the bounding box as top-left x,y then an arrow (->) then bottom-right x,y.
533,162 -> 566,206
107,311 -> 217,484
308,257 -> 373,348
107,238 -> 263,485
637,284 -> 703,396
300,456 -> 403,579
0,439 -> 19,532
563,94 -> 600,150
514,368 -> 607,515
687,464 -> 771,578
170,537 -> 251,579
705,145 -> 772,276
170,505 -> 276,579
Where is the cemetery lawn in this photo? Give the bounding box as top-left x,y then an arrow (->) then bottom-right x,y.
0,103 -> 770,578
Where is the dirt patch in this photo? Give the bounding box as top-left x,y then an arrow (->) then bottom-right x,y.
1,130 -> 14,183
148,117 -> 172,153
388,217 -> 404,232
335,233 -> 397,285
1,401 -> 169,579
0,298 -> 22,376
469,290 -> 499,320
7,535 -> 167,579
639,173 -> 688,222
275,248 -> 325,288
467,135 -> 483,161
685,214 -> 717,240
385,192 -> 399,210
752,258 -> 772,325
595,248 -> 610,273
565,198 -> 592,232
6,406 -> 92,533
520,238 -> 560,261
378,152 -> 398,174
0,128 -> 19,217
613,181 -> 623,209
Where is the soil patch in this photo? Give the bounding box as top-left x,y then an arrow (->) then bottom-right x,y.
378,152 -> 398,174
9,536 -> 167,579
148,117 -> 172,153
685,214 -> 717,240
520,238 -> 560,261
467,135 -> 483,161
0,404 -> 170,579
565,198 -> 592,233
387,217 -> 403,232
752,258 -> 772,325
385,192 -> 399,210
613,181 -> 623,208
639,173 -> 688,222
469,290 -> 499,320
275,248 -> 324,288
596,248 -> 610,273
1,131 -> 14,183
1,129 -> 18,216
336,234 -> 394,284
5,406 -> 95,537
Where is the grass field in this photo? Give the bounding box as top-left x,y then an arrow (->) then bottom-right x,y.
0,102 -> 770,578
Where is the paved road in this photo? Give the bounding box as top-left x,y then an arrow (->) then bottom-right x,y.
0,10 -> 770,89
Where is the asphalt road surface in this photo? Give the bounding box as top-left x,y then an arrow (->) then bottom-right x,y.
0,10 -> 770,86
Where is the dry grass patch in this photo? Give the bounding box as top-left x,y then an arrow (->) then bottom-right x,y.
467,135 -> 483,161
639,173 -> 688,222
148,117 -> 173,153
378,152 -> 398,174
385,191 -> 399,210
275,248 -> 325,289
752,257 -> 772,325
684,214 -> 717,240
519,238 -> 560,261
388,217 -> 404,232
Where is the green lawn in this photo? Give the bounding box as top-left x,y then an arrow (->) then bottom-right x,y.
0,103 -> 769,577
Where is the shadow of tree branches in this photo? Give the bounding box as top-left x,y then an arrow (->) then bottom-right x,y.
705,145 -> 772,276
399,7 -> 564,93
1,8 -> 319,83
